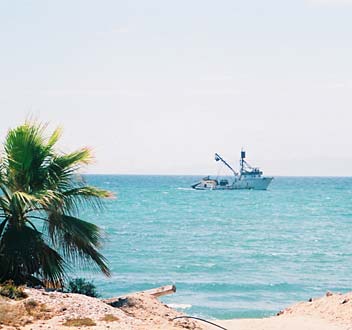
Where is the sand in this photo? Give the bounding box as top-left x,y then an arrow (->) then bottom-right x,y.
1,289 -> 352,329
216,291 -> 352,330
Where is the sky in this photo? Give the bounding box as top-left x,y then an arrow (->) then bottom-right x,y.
0,0 -> 352,176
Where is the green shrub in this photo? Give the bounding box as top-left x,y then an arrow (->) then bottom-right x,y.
66,278 -> 99,298
0,281 -> 28,300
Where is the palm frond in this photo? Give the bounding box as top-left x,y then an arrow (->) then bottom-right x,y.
50,148 -> 92,174
47,126 -> 62,149
9,191 -> 37,220
47,214 -> 102,246
0,224 -> 66,284
64,186 -> 113,199
0,218 -> 8,238
3,122 -> 52,192
0,183 -> 12,202
45,214 -> 110,276
62,186 -> 113,215
32,189 -> 64,210
0,196 -> 10,215
39,243 -> 67,284
45,148 -> 93,192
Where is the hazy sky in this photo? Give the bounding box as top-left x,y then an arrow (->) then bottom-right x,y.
1,0 -> 352,176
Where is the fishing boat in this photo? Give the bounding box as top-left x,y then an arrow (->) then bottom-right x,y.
191,150 -> 273,190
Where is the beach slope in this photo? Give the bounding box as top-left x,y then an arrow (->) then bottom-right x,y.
216,292 -> 352,330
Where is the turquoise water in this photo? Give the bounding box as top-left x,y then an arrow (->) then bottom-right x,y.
80,175 -> 352,319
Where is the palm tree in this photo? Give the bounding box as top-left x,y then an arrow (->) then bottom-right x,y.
0,121 -> 112,286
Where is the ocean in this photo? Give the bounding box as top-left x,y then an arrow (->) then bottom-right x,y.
79,175 -> 352,320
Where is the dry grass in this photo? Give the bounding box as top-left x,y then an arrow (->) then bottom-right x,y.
24,298 -> 39,309
24,299 -> 52,319
100,313 -> 120,322
0,298 -> 53,327
63,318 -> 96,327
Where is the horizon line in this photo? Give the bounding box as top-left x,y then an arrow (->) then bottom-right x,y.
82,173 -> 352,178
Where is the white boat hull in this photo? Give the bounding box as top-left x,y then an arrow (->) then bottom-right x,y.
192,177 -> 273,190
232,177 -> 273,190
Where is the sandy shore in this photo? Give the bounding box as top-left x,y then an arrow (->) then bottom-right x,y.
216,292 -> 352,330
1,289 -> 352,329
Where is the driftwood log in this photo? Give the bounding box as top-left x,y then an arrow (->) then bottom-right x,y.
141,284 -> 176,297
103,284 -> 176,307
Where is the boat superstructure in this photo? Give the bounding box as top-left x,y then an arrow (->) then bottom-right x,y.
192,150 -> 273,190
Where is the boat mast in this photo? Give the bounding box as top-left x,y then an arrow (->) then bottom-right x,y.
214,153 -> 238,176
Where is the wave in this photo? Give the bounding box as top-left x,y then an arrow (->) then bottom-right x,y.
167,303 -> 192,309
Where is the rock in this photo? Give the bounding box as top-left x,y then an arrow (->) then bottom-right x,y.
108,297 -> 129,308
326,291 -> 333,297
